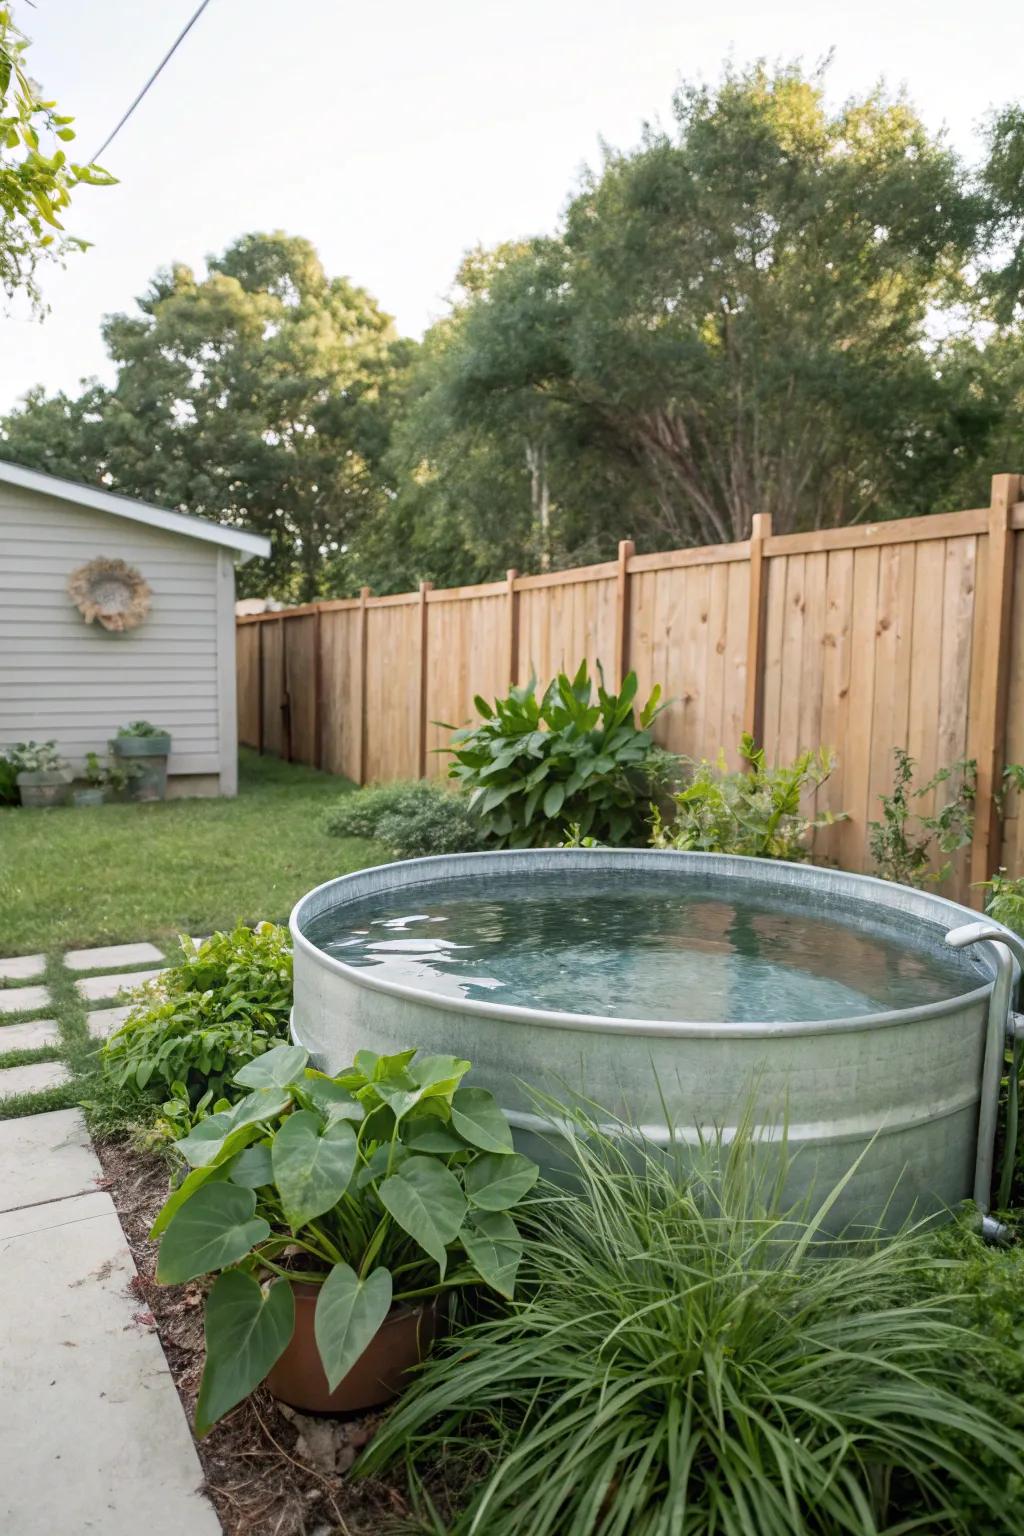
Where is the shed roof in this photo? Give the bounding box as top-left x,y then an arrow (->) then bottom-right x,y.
0,460 -> 272,562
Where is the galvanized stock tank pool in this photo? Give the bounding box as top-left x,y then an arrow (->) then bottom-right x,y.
290,850 -> 1020,1229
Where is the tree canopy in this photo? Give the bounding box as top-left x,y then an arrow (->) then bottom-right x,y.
2,59 -> 1024,595
0,5 -> 113,307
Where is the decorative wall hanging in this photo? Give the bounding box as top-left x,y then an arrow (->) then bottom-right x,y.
67,557 -> 152,633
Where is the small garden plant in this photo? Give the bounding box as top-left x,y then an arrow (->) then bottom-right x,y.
116,719 -> 170,738
652,734 -> 843,860
5,738 -> 68,774
323,779 -> 484,859
446,661 -> 672,847
101,923 -> 293,1117
869,748 -> 976,887
151,1042 -> 538,1433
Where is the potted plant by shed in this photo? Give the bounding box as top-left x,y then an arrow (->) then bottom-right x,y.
10,740 -> 72,808
73,752 -> 139,807
109,720 -> 172,802
150,1044 -> 538,1431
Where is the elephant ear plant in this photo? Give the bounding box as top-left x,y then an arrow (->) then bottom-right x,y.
150,1043 -> 538,1434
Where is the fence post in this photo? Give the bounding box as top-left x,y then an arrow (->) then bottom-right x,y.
742,513 -> 773,747
614,539 -> 635,684
279,615 -> 292,763
357,587 -> 370,786
506,568 -> 520,686
969,474 -> 1021,897
313,604 -> 324,770
417,581 -> 433,778
256,619 -> 265,754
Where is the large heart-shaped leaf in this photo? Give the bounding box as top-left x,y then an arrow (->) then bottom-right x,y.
149,1159 -> 232,1240
465,1152 -> 539,1211
228,1143 -> 275,1189
271,1110 -> 357,1230
156,1183 -> 270,1283
461,1210 -> 522,1299
176,1111 -> 237,1168
195,1272 -> 294,1435
234,1045 -> 308,1090
451,1088 -> 514,1154
301,1071 -> 364,1124
378,1157 -> 467,1275
402,1118 -> 465,1155
408,1055 -> 471,1099
314,1263 -> 393,1391
227,1086 -> 293,1131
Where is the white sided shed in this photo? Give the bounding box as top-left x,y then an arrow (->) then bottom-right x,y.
0,462 -> 270,797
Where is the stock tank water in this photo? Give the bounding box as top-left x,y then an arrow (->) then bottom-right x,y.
290,849 -> 1016,1229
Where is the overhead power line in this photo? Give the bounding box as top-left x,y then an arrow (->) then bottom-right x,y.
91,0 -> 216,164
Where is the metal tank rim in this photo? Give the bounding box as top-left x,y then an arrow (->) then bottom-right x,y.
289,848 -> 1010,1038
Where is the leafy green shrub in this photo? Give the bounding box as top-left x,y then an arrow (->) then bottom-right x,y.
869,748 -> 976,887
101,923 -> 292,1106
151,1042 -> 537,1434
360,1106 -> 1024,1535
323,779 -> 485,858
981,868 -> 1024,936
0,751 -> 18,805
116,719 -> 169,738
5,739 -> 68,773
446,661 -> 672,847
652,733 -> 843,860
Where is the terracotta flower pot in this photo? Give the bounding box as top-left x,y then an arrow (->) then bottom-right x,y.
264,1283 -> 436,1415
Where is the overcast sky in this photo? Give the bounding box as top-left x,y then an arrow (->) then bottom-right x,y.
0,0 -> 1020,411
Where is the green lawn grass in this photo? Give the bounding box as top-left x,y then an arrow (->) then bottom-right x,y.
0,749 -> 380,956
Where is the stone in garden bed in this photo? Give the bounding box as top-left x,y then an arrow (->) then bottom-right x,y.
0,954 -> 46,981
64,941 -> 164,971
75,967 -> 166,1003
0,1060 -> 70,1098
87,1005 -> 133,1040
0,1018 -> 59,1053
0,983 -> 51,1016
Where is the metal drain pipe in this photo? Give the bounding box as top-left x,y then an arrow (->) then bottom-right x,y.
945,923 -> 1024,1239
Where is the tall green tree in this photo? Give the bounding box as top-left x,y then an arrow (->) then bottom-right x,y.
0,5 -> 113,306
0,232 -> 404,599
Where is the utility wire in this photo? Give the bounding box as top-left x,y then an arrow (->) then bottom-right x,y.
91,0 -> 215,164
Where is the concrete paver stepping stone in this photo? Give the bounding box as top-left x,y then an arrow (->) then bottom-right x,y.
0,982 -> 50,1016
76,966 -> 166,1003
0,1109 -> 98,1209
0,953 -> 46,981
65,940 -> 165,971
0,1109 -> 219,1535
0,1018 -> 59,1054
87,1004 -> 133,1039
0,1060 -> 70,1098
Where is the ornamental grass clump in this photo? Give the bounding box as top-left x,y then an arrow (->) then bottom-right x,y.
360,1104 -> 1024,1535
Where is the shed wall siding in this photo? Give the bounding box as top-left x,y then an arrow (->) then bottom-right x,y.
0,483 -> 233,787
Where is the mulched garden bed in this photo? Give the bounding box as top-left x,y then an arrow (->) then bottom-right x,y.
96,1138 -> 419,1536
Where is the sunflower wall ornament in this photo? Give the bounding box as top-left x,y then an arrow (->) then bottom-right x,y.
66,557 -> 152,633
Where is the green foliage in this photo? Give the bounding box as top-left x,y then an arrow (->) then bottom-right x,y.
115,719 -> 169,739
980,868 -> 1024,938
652,734 -> 842,860
447,661 -> 671,847
5,738 -> 66,773
323,780 -> 484,859
0,747 -> 18,803
869,748 -> 977,887
0,231 -> 404,602
81,750 -> 137,793
360,1105 -> 1024,1535
0,7 -> 114,308
101,923 -> 293,1107
150,1043 -> 537,1434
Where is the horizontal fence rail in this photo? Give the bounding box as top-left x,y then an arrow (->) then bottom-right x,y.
237,474 -> 1024,906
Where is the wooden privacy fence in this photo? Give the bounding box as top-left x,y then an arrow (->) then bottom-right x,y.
237,473 -> 1024,906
